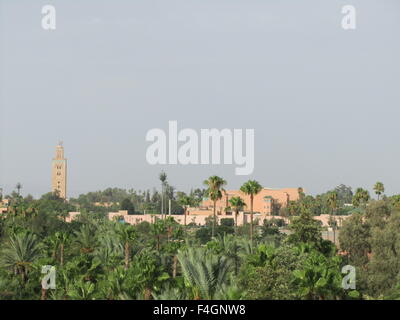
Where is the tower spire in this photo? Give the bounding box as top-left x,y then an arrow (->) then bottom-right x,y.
52,142 -> 67,199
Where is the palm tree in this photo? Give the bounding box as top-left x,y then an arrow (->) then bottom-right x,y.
151,219 -> 166,251
67,280 -> 96,300
15,183 -> 22,197
131,249 -> 170,300
159,171 -> 167,219
352,188 -> 370,207
214,282 -> 244,300
292,251 -> 343,300
98,267 -> 127,299
203,176 -> 227,238
1,232 -> 41,283
298,187 -> 305,200
177,247 -> 231,299
153,286 -> 187,300
53,232 -> 69,266
116,224 -> 137,269
228,196 -> 246,235
373,182 -> 385,200
178,195 -> 194,228
327,191 -> 338,244
48,234 -> 60,261
74,225 -> 97,254
215,234 -> 241,276
163,217 -> 184,277
240,180 -> 262,244
95,234 -> 124,271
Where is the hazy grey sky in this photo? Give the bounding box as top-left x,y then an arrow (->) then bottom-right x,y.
1,0 -> 399,198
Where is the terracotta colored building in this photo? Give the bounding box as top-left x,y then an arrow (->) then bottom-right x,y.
201,187 -> 301,215
66,210 -> 349,229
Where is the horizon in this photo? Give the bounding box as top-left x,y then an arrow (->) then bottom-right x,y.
0,161 -> 391,200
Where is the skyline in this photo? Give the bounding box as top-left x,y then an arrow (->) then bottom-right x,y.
0,140 -> 393,199
1,0 -> 400,197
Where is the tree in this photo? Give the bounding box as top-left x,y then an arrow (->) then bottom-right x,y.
67,280 -> 96,300
94,233 -> 123,272
292,251 -> 343,300
178,194 -> 194,228
151,219 -> 166,251
340,202 -> 400,298
364,209 -> 400,297
327,191 -> 338,244
120,198 -> 135,215
373,182 -> 384,200
97,267 -> 128,299
203,176 -> 227,239
177,247 -> 231,300
15,183 -> 23,197
228,196 -> 246,235
240,180 -> 262,244
129,249 -> 169,300
364,200 -> 391,228
159,171 -> 167,218
352,188 -> 370,207
260,219 -> 281,240
207,234 -> 242,276
287,209 -> 323,249
50,231 -> 69,266
327,191 -> 338,214
191,188 -> 206,207
339,213 -> 370,267
239,244 -> 305,299
162,220 -> 184,278
116,224 -> 137,269
1,232 -> 41,283
333,184 -> 353,205
298,187 -> 305,200
74,225 -> 97,254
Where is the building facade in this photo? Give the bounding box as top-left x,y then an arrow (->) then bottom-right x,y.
66,210 -> 350,228
51,142 -> 67,199
201,187 -> 300,215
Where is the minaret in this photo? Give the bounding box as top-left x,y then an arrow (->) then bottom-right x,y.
51,142 -> 67,199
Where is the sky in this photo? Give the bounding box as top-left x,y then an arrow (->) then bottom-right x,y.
0,0 -> 399,198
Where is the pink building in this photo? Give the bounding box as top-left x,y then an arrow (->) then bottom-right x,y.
201,187 -> 301,215
106,211 -> 349,227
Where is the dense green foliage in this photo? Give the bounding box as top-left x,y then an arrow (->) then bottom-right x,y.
0,180 -> 398,300
339,199 -> 400,299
